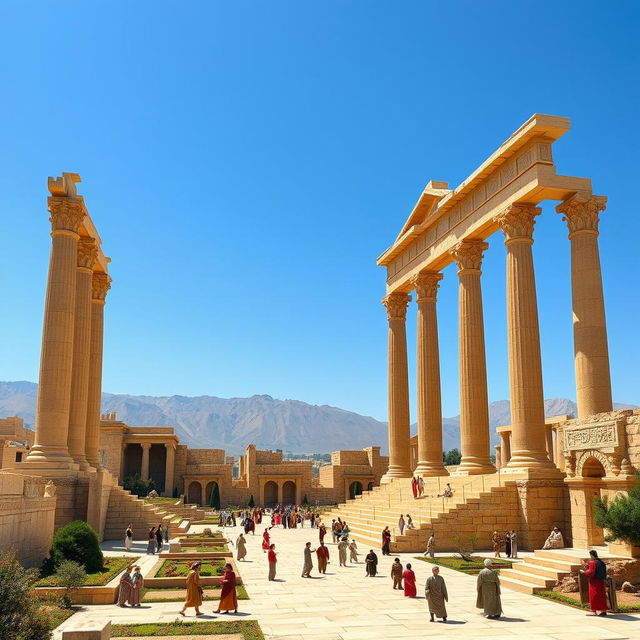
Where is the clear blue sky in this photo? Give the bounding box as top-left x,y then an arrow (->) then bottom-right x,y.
0,1 -> 638,422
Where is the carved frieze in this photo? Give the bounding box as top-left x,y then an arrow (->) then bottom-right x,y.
564,421 -> 618,451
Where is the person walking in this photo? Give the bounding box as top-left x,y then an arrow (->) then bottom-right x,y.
162,523 -> 170,546
319,522 -> 327,544
155,523 -> 164,553
124,523 -> 133,551
316,541 -> 330,574
425,533 -> 436,558
391,558 -> 403,590
406,514 -> 414,530
476,558 -> 502,619
509,530 -> 518,559
129,565 -> 143,607
349,539 -> 359,563
117,566 -> 133,607
215,563 -> 238,614
236,533 -> 247,561
338,537 -> 349,567
580,550 -> 608,616
403,563 -> 417,597
381,526 -> 391,556
301,541 -> 315,577
398,514 -> 406,536
262,528 -> 270,553
504,530 -> 511,558
180,561 -> 203,617
365,549 -> 378,577
147,527 -> 156,555
492,531 -> 502,558
268,543 -> 277,581
425,565 -> 448,623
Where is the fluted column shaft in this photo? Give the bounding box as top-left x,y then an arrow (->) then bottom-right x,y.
557,194 -> 612,417
412,272 -> 447,477
67,237 -> 98,469
165,444 -> 175,496
381,292 -> 412,482
141,443 -> 151,480
495,445 -> 502,470
495,204 -> 554,470
85,272 -> 111,467
26,197 -> 85,469
499,431 -> 511,467
450,240 -> 494,474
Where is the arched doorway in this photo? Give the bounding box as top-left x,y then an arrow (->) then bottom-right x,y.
188,481 -> 202,505
264,481 -> 278,507
205,481 -> 221,509
582,456 -> 606,546
282,480 -> 296,505
349,481 -> 363,500
367,482 -> 374,492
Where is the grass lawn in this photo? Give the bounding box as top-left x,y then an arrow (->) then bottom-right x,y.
535,589 -> 640,612
141,584 -> 249,602
112,620 -> 264,638
33,594 -> 77,629
182,545 -> 229,552
145,497 -> 181,504
156,559 -> 226,577
35,556 -> 138,587
415,555 -> 513,575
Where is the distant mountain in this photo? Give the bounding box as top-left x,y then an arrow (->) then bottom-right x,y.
0,381 -> 636,455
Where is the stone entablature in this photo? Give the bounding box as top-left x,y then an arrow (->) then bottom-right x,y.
564,420 -> 618,451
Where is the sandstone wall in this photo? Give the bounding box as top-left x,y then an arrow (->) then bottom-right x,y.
99,429 -> 124,479
255,450 -> 283,465
625,410 -> 640,470
187,449 -> 226,465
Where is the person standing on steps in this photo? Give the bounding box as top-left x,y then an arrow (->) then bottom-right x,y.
268,543 -> 277,581
425,565 -> 448,623
398,514 -> 405,536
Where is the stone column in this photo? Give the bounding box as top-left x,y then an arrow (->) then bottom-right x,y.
381,293 -> 412,482
25,196 -> 85,471
450,240 -> 494,474
411,272 -> 447,477
67,237 -> 98,470
499,431 -> 511,468
545,427 -> 554,463
556,194 -> 612,417
119,443 -> 127,482
84,272 -> 111,467
494,204 -> 555,470
495,445 -> 502,470
165,443 -> 175,497
141,443 -> 151,480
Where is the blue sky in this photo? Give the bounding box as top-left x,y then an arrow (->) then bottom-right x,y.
0,1 -> 638,422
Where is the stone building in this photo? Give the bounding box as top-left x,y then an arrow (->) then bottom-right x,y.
0,417 -> 34,469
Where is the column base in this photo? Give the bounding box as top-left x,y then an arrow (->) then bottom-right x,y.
414,461 -> 449,477
451,456 -> 495,476
380,466 -> 413,484
506,449 -> 562,474
20,445 -> 79,476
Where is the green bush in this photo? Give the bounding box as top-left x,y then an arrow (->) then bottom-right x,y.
443,448 -> 461,465
210,483 -> 221,510
47,521 -> 104,574
123,474 -> 156,498
55,560 -> 87,608
594,475 -> 640,545
248,495 -> 255,508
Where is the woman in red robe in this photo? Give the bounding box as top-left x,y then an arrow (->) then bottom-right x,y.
215,563 -> 238,614
403,562 -> 417,597
411,476 -> 418,498
580,550 -> 608,615
262,528 -> 270,552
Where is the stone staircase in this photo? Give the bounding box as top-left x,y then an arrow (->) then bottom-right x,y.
103,485 -> 191,540
324,473 -> 521,553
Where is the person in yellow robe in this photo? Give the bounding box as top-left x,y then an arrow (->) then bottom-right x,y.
179,561 -> 203,617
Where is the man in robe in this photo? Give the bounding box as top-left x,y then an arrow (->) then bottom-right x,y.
365,550 -> 378,576
492,531 -> 502,558
349,539 -> 359,563
509,531 -> 518,559
316,541 -> 330,574
215,563 -> 238,614
301,541 -> 315,578
425,533 -> 436,558
425,565 -> 448,622
236,533 -> 247,561
398,514 -> 405,536
542,526 -> 564,549
476,558 -> 502,619
391,557 -> 403,589
338,537 -> 349,566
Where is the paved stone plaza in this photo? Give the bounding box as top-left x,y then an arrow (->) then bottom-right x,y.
54,523 -> 638,640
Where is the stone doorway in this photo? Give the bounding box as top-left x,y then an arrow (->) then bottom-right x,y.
349,481 -> 363,499
569,454 -> 607,548
282,480 -> 296,505
188,481 -> 202,505
264,481 -> 278,507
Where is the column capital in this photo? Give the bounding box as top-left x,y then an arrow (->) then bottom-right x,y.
382,292 -> 411,320
556,193 -> 607,237
411,271 -> 443,302
450,239 -> 489,274
140,442 -> 152,450
48,196 -> 85,235
91,272 -> 111,302
165,442 -> 175,451
494,203 -> 541,244
77,236 -> 98,270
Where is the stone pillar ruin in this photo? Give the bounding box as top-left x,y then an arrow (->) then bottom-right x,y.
165,444 -> 175,497
140,443 -> 151,480
499,431 -> 511,467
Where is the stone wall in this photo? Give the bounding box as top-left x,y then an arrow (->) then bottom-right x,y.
625,410 -> 640,469
255,450 -> 283,465
99,428 -> 124,479
187,449 -> 226,465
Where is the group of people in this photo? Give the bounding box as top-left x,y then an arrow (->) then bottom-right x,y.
146,523 -> 170,554
179,561 -> 239,616
491,530 -> 518,558
117,565 -> 144,607
396,514 -> 415,536
411,475 -> 425,498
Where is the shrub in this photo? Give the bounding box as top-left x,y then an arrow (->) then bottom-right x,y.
55,560 -> 87,608
47,521 -> 104,574
594,475 -> 640,545
210,483 -> 221,510
443,448 -> 461,465
248,495 -> 255,508
0,551 -> 51,640
123,474 -> 156,498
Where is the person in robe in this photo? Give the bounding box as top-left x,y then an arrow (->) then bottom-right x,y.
155,523 -> 164,552
319,522 -> 327,543
406,514 -> 414,530
492,531 -> 502,558
249,517 -> 256,535
425,533 -> 436,558
236,533 -> 247,561
476,558 -> 502,619
580,550 -> 608,615
365,550 -> 378,577
398,514 -> 405,536
162,523 -> 170,544
425,565 -> 448,622
391,558 -> 403,589
129,565 -> 143,607
244,516 -> 252,534
125,523 -> 133,551
411,476 -> 418,498
316,541 -> 330,574
403,562 -> 417,597
342,523 -> 350,538
381,527 -> 391,556
542,526 -> 564,550
438,483 -> 453,498
117,566 -> 133,607
268,543 -> 277,580
262,528 -> 270,552
418,476 -> 425,497
349,539 -> 359,563
215,563 -> 238,614
504,530 -> 511,558
180,562 -> 203,617
147,527 -> 156,555
509,531 -> 518,559
338,537 -> 349,566
301,541 -> 315,577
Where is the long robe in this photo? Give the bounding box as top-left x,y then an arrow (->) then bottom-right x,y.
425,574 -> 448,618
381,530 -> 391,556
349,541 -> 358,563
365,552 -> 378,576
218,569 -> 238,612
268,549 -> 277,580
129,571 -> 143,606
426,536 -> 435,558
184,570 -> 202,608
236,535 -> 247,561
403,569 -> 416,597
317,545 -> 329,573
338,540 -> 348,566
117,571 -> 132,606
583,559 -> 607,612
542,530 -> 564,550
302,546 -> 313,576
262,531 -> 270,551
391,561 -> 403,589
476,567 -> 502,617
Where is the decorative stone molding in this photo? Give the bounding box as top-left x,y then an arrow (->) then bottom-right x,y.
564,420 -> 618,451
382,292 -> 411,320
575,449 -> 613,478
556,194 -> 607,236
493,203 -> 541,243
91,272 -> 111,301
48,196 -> 85,234
449,239 -> 488,273
77,236 -> 98,270
411,271 -> 443,301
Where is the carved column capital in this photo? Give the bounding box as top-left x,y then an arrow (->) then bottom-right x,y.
77,236 -> 98,270
140,442 -> 152,450
91,272 -> 111,302
411,271 -> 443,302
450,239 -> 489,274
494,203 -> 541,244
556,194 -> 607,237
48,197 -> 85,235
382,292 -> 411,320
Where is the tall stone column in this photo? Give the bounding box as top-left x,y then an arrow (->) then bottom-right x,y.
495,445 -> 502,470
499,431 -> 511,468
381,292 -> 412,482
85,272 -> 111,467
412,272 -> 447,477
556,194 -> 612,417
165,443 -> 175,497
545,427 -> 554,463
67,237 -> 98,470
25,196 -> 85,471
494,204 -> 555,470
450,240 -> 494,474
141,443 -> 151,480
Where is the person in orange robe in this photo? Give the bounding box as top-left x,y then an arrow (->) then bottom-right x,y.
262,528 -> 270,552
316,541 -> 330,573
179,562 -> 203,617
403,562 -> 417,597
580,550 -> 608,615
215,563 -> 238,614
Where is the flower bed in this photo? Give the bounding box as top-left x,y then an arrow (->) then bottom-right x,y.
415,555 -> 513,575
112,620 -> 264,638
155,559 -> 226,578
34,556 -> 137,587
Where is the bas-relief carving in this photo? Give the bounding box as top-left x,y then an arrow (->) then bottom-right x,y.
564,421 -> 618,451
44,480 -> 57,498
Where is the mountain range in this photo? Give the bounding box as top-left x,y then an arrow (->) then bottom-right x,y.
0,381 -> 636,455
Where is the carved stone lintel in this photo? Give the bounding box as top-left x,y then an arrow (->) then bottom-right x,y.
556,194 -> 607,236
77,236 -> 98,269
411,271 -> 443,301
382,292 -> 411,320
449,239 -> 488,273
494,203 -> 541,243
91,272 -> 112,301
48,196 -> 85,234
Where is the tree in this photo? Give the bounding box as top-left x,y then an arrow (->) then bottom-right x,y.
47,521 -> 104,574
55,560 -> 87,609
302,494 -> 309,506
123,474 -> 156,498
594,476 -> 640,545
210,483 -> 221,510
248,495 -> 255,508
443,448 -> 461,466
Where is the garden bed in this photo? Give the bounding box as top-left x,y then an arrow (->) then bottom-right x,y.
34,556 -> 137,587
535,589 -> 640,612
156,559 -> 226,578
144,558 -> 242,588
141,584 -> 249,602
111,620 -> 264,638
415,555 -> 513,575
36,595 -> 77,629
